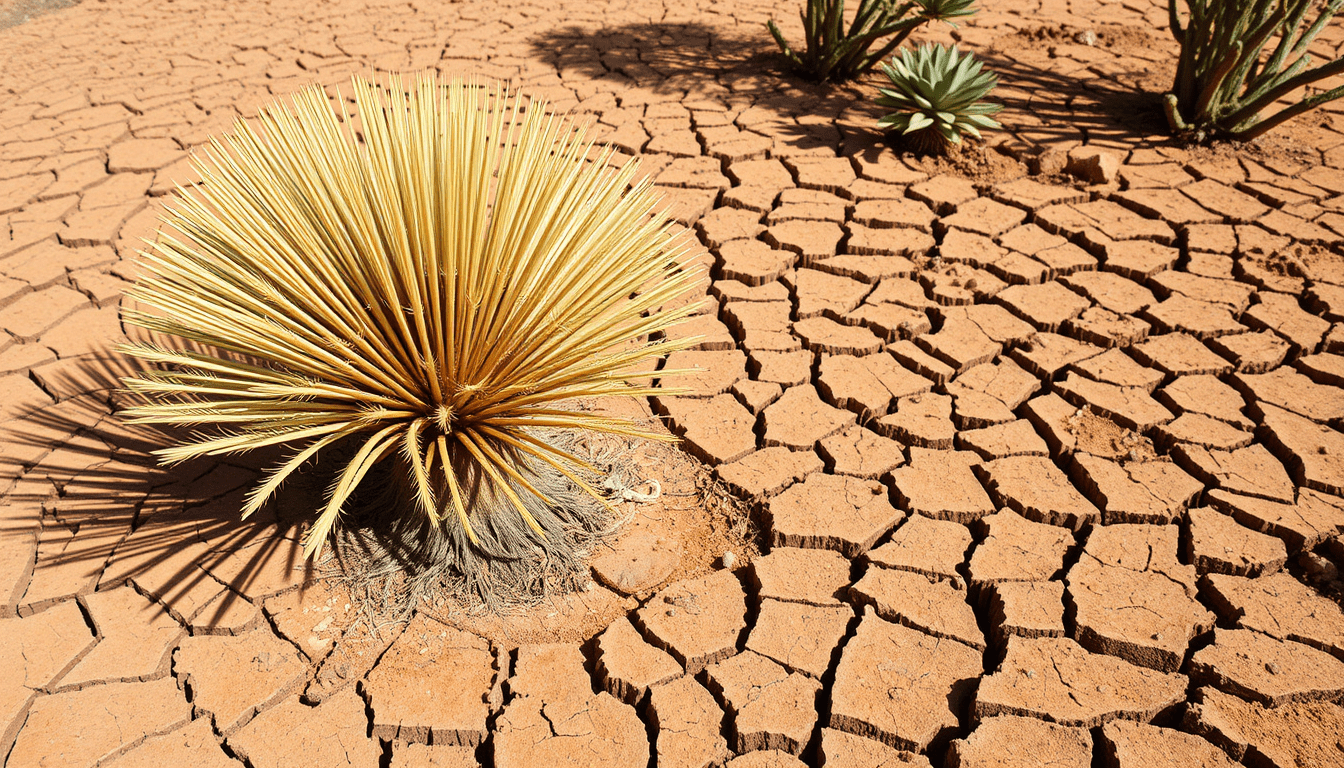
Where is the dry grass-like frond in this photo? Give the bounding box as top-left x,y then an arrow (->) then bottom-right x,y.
119,73 -> 704,564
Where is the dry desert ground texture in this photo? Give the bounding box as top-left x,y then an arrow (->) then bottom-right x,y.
3,0 -> 1344,766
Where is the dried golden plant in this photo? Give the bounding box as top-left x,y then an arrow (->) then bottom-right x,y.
120,74 -> 703,561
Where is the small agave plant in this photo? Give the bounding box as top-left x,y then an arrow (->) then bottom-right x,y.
119,73 -> 703,600
876,43 -> 1003,154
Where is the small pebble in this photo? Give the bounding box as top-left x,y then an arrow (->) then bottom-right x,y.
1074,29 -> 1098,46
721,551 -> 737,569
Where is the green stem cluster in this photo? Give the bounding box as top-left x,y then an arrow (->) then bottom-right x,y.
1166,0 -> 1344,141
768,0 -> 973,82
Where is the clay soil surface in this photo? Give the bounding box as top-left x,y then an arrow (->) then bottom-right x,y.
3,0 -> 1344,765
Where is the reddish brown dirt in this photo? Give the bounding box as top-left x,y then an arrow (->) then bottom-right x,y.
3,0 -> 1344,765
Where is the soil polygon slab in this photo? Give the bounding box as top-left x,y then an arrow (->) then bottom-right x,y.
733,379 -> 784,414
946,359 -> 1039,418
1068,529 -> 1214,672
1173,443 -> 1295,503
1207,487 -> 1344,552
173,627 -> 308,736
1009,332 -> 1103,379
388,742 -> 477,768
635,569 -> 747,674
597,616 -> 682,705
865,514 -> 972,581
662,349 -> 747,397
108,717 -> 238,768
1296,352 -> 1344,386
887,339 -> 954,384
817,353 -> 932,419
750,547 -> 851,607
724,752 -> 811,767
794,317 -> 884,355
851,198 -> 935,231
868,277 -> 936,311
1054,372 -> 1175,431
920,261 -> 1007,305
889,448 -> 994,523
745,599 -> 853,679
763,220 -> 843,265
0,599 -> 97,754
817,728 -> 932,768
1150,270 -> 1255,312
702,650 -> 820,754
493,685 -> 651,768
1070,454 -> 1202,524
8,678 -> 190,768
946,715 -> 1093,768
647,676 -> 729,768
918,305 -> 1034,372
1059,270 -> 1156,315
974,636 -> 1187,727
1184,686 -> 1344,768
1069,348 -> 1164,391
956,419 -> 1050,460
1205,330 -> 1291,373
225,690 -> 379,768
750,350 -> 813,387
697,207 -> 764,249
1201,572 -> 1344,660
940,196 -> 1027,238
714,280 -> 792,304
1144,295 -> 1247,339
1233,366 -> 1344,423
829,611 -> 982,752
1099,719 -> 1240,768
845,225 -> 936,258
1155,374 -> 1251,428
766,473 -> 901,557
818,426 -> 907,479
58,586 -> 184,690
1152,413 -> 1254,451
656,394 -> 758,465
1185,508 -> 1288,577
992,178 -> 1089,211
849,566 -> 984,649
989,581 -> 1066,642
1189,628 -> 1344,706
1256,402 -> 1344,495
908,175 -> 977,213
1244,292 -> 1331,352
820,255 -> 920,285
1099,239 -> 1179,280
1130,332 -> 1233,377
875,392 -> 956,449
977,455 -> 1101,529
786,268 -> 870,319
1063,306 -> 1152,348
715,447 -> 823,500
968,508 -> 1073,584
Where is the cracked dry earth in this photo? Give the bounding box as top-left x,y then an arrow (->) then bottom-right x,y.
4,0 -> 1344,765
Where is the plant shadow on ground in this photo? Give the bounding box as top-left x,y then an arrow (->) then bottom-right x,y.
3,348 -> 320,627
974,31 -> 1175,149
528,19 -> 1176,156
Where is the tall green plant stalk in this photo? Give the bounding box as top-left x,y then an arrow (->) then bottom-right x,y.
1166,0 -> 1344,141
768,0 -> 976,82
